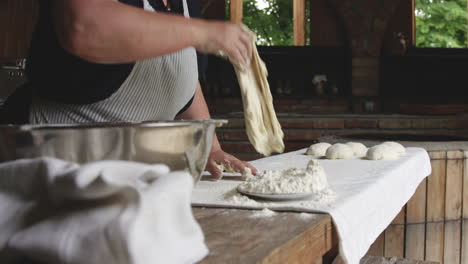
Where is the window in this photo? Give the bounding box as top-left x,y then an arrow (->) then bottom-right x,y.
415,0 -> 468,48
226,0 -> 309,46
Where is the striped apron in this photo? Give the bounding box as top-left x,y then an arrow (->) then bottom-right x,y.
29,0 -> 198,124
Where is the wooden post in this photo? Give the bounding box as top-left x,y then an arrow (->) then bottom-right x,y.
230,0 -> 243,24
293,0 -> 306,46
411,0 -> 416,46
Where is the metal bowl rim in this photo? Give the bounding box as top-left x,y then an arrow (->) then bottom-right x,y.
0,119 -> 228,131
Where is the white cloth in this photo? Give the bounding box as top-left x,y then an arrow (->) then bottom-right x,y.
0,158 -> 208,264
192,147 -> 431,264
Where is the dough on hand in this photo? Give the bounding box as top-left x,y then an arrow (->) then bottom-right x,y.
325,143 -> 354,159
306,142 -> 331,156
366,144 -> 399,160
345,142 -> 368,157
216,162 -> 238,174
382,141 -> 406,156
232,26 -> 285,156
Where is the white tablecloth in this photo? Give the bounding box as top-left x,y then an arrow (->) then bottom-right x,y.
192,147 -> 431,264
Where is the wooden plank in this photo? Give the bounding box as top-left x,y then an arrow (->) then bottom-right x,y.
445,157 -> 463,221
392,207 -> 406,225
443,220 -> 461,264
230,0 -> 243,24
425,222 -> 444,263
447,150 -> 464,160
384,225 -> 404,258
427,159 -> 446,222
367,232 -> 385,257
462,220 -> 468,264
293,0 -> 306,46
463,154 -> 468,264
261,215 -> 337,263
407,179 -> 427,224
193,208 -> 337,264
405,224 -> 425,261
428,151 -> 447,160
406,178 -> 427,260
464,151 -> 468,219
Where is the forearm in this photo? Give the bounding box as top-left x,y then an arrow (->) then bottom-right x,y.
176,82 -> 221,150
53,0 -> 207,64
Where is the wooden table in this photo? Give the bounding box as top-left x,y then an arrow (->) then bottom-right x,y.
193,207 -> 339,264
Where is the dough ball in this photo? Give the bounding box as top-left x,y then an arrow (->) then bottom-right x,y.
306,142 -> 331,156
345,142 -> 368,157
325,143 -> 354,160
382,141 -> 406,155
366,144 -> 400,160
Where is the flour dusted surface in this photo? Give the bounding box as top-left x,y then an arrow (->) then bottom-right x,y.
238,160 -> 329,194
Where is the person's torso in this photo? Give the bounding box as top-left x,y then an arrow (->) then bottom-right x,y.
27,0 -> 198,123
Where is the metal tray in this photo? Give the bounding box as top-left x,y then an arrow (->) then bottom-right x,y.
0,119 -> 227,184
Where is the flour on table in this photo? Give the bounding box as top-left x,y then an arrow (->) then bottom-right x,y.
249,208 -> 277,218
233,26 -> 285,156
306,142 -> 331,156
345,142 -> 368,157
297,212 -> 316,220
224,188 -> 260,206
238,160 -> 329,194
325,143 -> 354,160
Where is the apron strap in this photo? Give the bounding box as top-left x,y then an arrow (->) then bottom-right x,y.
182,0 -> 189,18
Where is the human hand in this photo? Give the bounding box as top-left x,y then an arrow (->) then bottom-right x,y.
206,148 -> 258,180
194,21 -> 254,69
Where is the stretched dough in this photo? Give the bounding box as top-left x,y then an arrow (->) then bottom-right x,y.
233,30 -> 285,156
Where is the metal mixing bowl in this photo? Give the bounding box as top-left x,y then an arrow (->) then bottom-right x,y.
0,119 -> 227,184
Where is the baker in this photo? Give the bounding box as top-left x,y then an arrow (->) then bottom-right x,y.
1,0 -> 257,178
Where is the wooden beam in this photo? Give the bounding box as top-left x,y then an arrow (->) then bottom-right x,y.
411,0 -> 416,46
293,0 -> 306,46
230,0 -> 242,24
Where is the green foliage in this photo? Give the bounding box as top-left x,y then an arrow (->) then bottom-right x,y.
416,0 -> 468,48
241,0 -> 294,46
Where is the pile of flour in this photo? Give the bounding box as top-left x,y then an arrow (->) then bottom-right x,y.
238,160 -> 329,194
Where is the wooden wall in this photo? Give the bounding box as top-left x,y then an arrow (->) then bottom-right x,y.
0,0 -> 39,59
366,150 -> 468,264
309,0 -> 346,47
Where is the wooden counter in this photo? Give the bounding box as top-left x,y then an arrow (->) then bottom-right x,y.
193,208 -> 338,264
